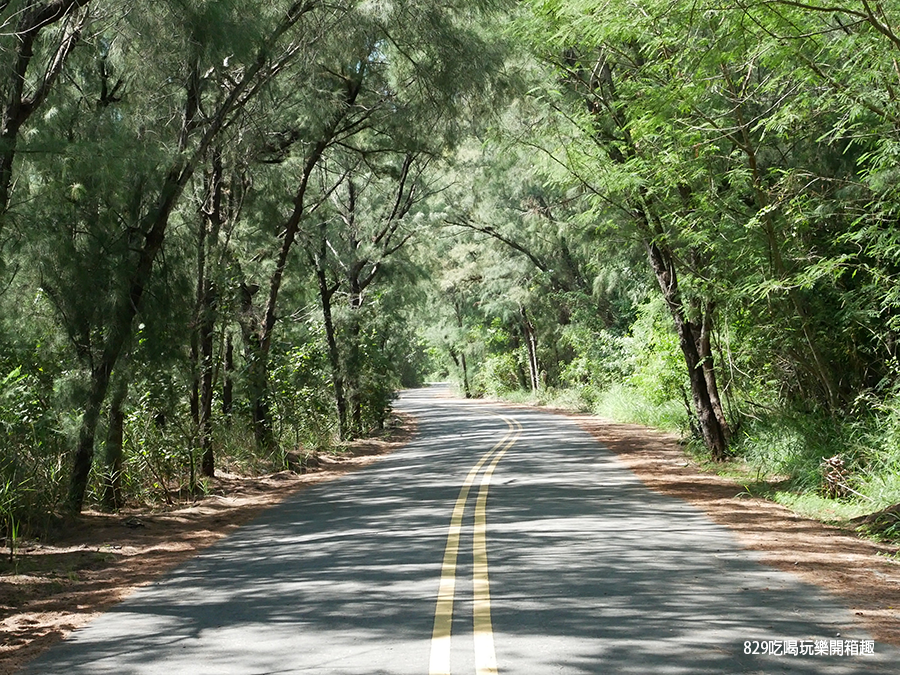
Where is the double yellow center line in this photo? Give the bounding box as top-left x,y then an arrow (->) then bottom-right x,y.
429,411 -> 522,675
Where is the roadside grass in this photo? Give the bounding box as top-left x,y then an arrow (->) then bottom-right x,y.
591,383 -> 687,433
769,491 -> 872,523
496,383 -> 688,433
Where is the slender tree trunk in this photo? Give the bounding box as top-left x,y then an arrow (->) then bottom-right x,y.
68,362 -> 111,511
312,220 -> 347,440
101,377 -> 128,511
315,254 -> 348,441
190,212 -> 206,431
222,332 -> 234,419
520,306 -> 540,392
347,265 -> 364,438
697,300 -> 730,441
251,143 -> 329,449
460,352 -> 470,398
199,287 -> 216,477
236,286 -> 272,449
451,300 -> 471,398
198,150 -> 223,477
251,77 -> 363,447
246,337 -> 274,450
647,240 -> 728,461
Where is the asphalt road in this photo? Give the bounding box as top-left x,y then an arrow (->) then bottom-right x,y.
25,385 -> 900,674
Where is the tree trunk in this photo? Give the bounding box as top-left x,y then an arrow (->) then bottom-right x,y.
460,352 -> 471,398
246,336 -> 274,451
101,377 -> 128,511
198,150 -> 223,477
314,231 -> 348,440
317,276 -> 347,440
189,213 -> 206,431
68,362 -> 111,511
450,300 -> 472,397
520,306 -> 540,392
250,77 -> 363,448
347,264 -> 364,438
222,332 -> 234,418
199,286 -> 216,477
251,144 -> 329,449
697,300 -> 730,441
647,240 -> 728,461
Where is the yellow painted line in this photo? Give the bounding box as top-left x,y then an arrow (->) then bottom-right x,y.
429,411 -> 520,675
473,419 -> 519,675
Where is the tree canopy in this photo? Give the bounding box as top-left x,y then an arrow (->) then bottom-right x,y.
4,0 -> 900,533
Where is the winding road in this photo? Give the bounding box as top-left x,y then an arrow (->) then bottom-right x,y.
25,385 -> 900,673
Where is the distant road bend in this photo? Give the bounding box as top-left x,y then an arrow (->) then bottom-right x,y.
26,385 -> 900,674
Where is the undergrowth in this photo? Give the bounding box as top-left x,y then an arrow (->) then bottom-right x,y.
494,383 -> 689,433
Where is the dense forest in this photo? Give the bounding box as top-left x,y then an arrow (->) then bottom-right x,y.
3,0 -> 900,543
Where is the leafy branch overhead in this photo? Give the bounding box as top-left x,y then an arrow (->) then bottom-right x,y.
3,0 -> 900,533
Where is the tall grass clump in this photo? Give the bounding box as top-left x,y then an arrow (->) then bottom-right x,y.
731,408 -> 853,491
849,394 -> 900,511
0,365 -> 70,545
592,382 -> 688,432
730,392 -> 900,527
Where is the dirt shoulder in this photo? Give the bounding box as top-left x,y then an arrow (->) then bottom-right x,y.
566,413 -> 900,647
0,415 -> 414,675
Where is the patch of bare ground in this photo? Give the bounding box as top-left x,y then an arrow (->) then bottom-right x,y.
564,412 -> 900,647
0,413 -> 415,675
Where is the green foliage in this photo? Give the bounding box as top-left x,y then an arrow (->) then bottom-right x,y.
270,340 -> 335,451
558,325 -> 630,389
8,0 -> 900,526
733,409 -> 854,492
473,352 -> 522,397
625,299 -> 686,406
0,362 -> 69,539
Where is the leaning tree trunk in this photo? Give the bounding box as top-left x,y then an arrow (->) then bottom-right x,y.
101,377 -> 128,511
250,78 -> 363,449
647,240 -> 728,461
